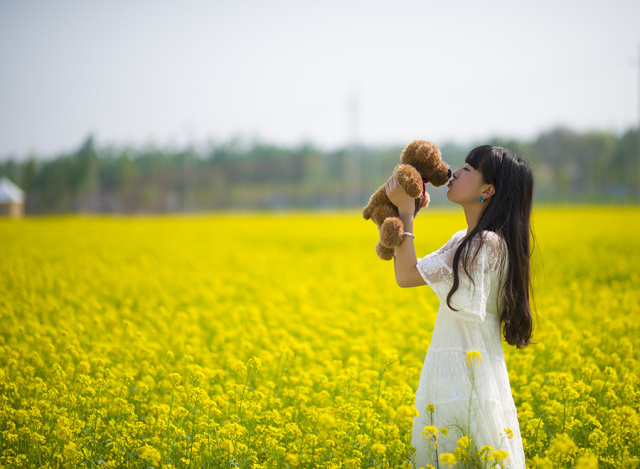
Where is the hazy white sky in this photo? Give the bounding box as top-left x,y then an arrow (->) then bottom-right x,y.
0,0 -> 639,160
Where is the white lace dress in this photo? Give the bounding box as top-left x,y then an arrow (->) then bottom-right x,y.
411,230 -> 526,469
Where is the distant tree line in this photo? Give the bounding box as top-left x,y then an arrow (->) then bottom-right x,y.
0,126 -> 638,215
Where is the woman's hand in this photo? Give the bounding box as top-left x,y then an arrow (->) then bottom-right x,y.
385,173 -> 415,216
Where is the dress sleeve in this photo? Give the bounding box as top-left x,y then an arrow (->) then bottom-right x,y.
448,231 -> 505,322
417,230 -> 505,322
416,230 -> 465,291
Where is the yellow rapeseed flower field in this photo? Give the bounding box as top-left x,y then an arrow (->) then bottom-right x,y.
0,207 -> 639,468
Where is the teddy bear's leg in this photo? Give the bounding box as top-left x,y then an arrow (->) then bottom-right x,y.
376,242 -> 396,261
380,217 -> 405,248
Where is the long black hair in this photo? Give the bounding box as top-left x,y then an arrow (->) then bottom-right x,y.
446,145 -> 534,348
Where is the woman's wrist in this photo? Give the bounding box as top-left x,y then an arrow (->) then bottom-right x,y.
398,208 -> 414,221
399,212 -> 414,232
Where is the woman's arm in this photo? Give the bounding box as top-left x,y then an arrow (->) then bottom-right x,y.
384,175 -> 427,288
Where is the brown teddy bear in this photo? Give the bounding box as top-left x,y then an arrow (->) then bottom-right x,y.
362,139 -> 451,260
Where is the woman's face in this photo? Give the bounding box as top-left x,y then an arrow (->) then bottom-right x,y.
446,163 -> 487,205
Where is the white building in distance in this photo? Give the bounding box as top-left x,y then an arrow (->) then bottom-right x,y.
0,176 -> 25,218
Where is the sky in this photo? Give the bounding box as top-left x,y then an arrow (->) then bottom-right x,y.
0,0 -> 639,161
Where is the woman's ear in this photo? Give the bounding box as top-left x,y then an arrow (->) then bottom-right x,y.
482,184 -> 496,200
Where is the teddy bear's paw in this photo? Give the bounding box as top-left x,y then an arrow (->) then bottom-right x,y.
376,243 -> 395,260
362,204 -> 373,220
395,164 -> 423,198
380,217 -> 405,248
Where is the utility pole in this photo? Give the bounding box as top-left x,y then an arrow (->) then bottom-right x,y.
637,44 -> 640,204
346,87 -> 361,207
183,122 -> 196,212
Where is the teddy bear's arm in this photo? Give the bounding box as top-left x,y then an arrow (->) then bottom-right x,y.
394,164 -> 423,198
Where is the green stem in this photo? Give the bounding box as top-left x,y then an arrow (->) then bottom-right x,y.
188,395 -> 198,469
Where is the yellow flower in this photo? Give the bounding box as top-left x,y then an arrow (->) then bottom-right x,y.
575,453 -> 598,469
491,449 -> 510,462
549,433 -> 577,461
453,435 -> 471,462
622,455 -> 639,469
63,441 -> 78,458
466,350 -> 482,367
318,413 -> 336,429
344,458 -> 361,469
422,425 -> 439,440
140,445 -> 162,467
371,443 -> 386,456
168,372 -> 181,387
440,453 -> 457,468
285,453 -> 299,467
478,445 -> 494,462
396,404 -> 419,422
456,435 -> 470,449
532,455 -> 553,469
220,439 -> 234,454
383,352 -> 398,367
248,356 -> 262,371
191,369 -> 206,385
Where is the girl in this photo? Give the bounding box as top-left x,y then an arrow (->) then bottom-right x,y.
385,145 -> 533,469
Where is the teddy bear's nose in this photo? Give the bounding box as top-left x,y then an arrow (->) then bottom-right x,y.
447,169 -> 452,178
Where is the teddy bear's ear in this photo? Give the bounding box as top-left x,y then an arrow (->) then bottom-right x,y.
426,160 -> 452,187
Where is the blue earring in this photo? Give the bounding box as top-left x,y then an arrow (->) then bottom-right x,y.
478,196 -> 484,203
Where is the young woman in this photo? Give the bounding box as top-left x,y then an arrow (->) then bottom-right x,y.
385,145 -> 533,469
